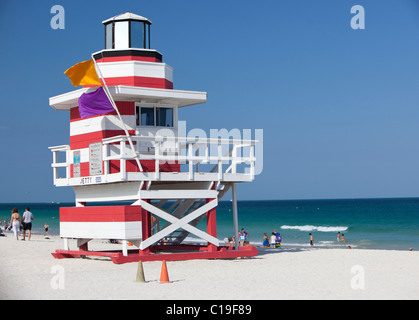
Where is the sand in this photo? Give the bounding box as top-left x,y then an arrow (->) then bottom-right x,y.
1,234 -> 418,300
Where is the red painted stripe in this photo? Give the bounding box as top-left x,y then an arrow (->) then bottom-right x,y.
70,130 -> 136,150
103,76 -> 173,89
109,160 -> 181,173
96,56 -> 162,63
60,206 -> 143,222
70,101 -> 135,122
81,77 -> 173,89
70,160 -> 180,177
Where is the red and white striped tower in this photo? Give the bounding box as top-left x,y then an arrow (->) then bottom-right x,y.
49,12 -> 258,263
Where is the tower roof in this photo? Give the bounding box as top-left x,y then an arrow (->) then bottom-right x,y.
49,85 -> 207,111
102,12 -> 152,25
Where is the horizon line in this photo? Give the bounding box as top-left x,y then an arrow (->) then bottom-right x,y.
3,196 -> 419,205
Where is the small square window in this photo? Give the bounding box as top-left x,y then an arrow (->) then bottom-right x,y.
156,107 -> 173,127
140,107 -> 154,126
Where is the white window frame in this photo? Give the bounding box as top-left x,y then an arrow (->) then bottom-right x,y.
135,103 -> 177,128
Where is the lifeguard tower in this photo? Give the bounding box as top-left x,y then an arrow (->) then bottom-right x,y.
49,12 -> 258,264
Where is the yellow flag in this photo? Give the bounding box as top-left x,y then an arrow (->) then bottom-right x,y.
64,59 -> 101,87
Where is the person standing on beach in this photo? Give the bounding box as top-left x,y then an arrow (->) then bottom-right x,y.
337,232 -> 341,242
274,229 -> 282,248
10,208 -> 21,240
239,231 -> 245,247
262,233 -> 269,248
44,223 -> 49,237
309,233 -> 314,248
22,207 -> 34,241
240,228 -> 249,247
270,232 -> 276,248
341,234 -> 345,243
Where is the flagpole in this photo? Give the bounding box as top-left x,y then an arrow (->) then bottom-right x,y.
91,55 -> 143,173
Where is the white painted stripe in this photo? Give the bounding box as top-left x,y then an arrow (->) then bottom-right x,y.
60,221 -> 142,240
70,115 -> 135,136
98,61 -> 173,82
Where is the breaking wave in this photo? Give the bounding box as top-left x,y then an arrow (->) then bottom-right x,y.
280,225 -> 348,233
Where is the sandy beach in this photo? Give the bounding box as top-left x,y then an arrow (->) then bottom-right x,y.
1,234 -> 418,300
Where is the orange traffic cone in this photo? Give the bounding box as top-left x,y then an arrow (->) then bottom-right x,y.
159,260 -> 172,284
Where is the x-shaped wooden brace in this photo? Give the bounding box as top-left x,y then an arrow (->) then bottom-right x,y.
138,199 -> 219,250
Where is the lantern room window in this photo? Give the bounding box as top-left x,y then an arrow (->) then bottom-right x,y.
114,21 -> 129,49
104,18 -> 151,49
105,23 -> 113,49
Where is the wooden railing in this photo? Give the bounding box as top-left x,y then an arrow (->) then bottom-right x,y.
49,135 -> 256,186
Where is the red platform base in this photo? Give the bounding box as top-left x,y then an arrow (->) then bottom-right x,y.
51,245 -> 259,264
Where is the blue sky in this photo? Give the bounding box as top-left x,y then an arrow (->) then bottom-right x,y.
1,0 -> 419,203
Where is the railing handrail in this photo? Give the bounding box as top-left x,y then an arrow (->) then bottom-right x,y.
102,135 -> 257,146
48,145 -> 70,151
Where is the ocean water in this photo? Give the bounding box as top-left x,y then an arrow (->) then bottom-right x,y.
215,198 -> 419,251
1,198 -> 418,251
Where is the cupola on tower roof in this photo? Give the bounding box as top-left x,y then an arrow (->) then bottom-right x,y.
103,12 -> 152,50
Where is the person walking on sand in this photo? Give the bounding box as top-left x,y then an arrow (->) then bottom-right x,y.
44,223 -> 49,237
309,233 -> 314,248
22,207 -> 34,241
10,208 -> 21,240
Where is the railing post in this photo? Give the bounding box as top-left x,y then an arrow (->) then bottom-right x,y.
155,139 -> 160,180
120,139 -> 126,180
65,146 -> 70,183
248,143 -> 255,179
195,148 -> 200,173
217,141 -> 222,180
188,143 -> 193,180
232,144 -> 237,174
205,143 -> 209,163
52,150 -> 57,183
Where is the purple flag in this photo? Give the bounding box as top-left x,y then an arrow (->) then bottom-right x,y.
78,87 -> 114,119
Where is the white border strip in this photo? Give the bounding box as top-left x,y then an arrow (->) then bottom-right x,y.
70,115 -> 135,136
60,221 -> 142,240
